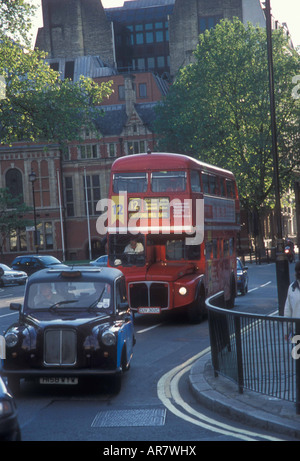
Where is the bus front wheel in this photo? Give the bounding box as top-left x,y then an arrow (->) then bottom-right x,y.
188,291 -> 205,324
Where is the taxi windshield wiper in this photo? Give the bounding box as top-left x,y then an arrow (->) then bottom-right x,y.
88,288 -> 105,311
48,300 -> 77,311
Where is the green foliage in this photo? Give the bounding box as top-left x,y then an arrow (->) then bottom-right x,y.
0,0 -> 36,46
0,1 -> 113,147
0,188 -> 33,252
0,36 -> 113,146
155,18 -> 300,214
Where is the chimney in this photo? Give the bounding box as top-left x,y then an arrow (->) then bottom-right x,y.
124,74 -> 136,116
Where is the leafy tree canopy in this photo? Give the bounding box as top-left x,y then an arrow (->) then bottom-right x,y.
0,1 -> 113,147
155,18 -> 300,214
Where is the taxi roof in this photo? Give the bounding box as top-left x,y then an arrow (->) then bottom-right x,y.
27,266 -> 123,285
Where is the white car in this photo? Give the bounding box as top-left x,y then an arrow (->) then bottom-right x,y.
0,263 -> 28,287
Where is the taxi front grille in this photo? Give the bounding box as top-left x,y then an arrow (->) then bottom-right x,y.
129,282 -> 169,309
44,329 -> 77,366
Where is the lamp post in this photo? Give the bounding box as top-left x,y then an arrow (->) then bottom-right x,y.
265,0 -> 289,315
29,170 -> 38,254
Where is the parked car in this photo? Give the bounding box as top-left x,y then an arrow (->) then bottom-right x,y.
2,266 -> 135,394
236,258 -> 249,295
0,263 -> 27,287
0,377 -> 21,441
89,255 -> 108,267
11,255 -> 67,276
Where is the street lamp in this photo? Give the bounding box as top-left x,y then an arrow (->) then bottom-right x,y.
265,0 -> 290,314
29,170 -> 38,254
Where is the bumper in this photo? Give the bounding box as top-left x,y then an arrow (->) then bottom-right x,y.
1,367 -> 122,379
2,278 -> 27,285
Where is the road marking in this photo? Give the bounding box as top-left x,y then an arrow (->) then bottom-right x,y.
157,350 -> 283,441
137,323 -> 163,334
248,281 -> 271,293
0,311 -> 18,319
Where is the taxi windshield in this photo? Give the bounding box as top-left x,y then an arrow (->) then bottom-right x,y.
26,281 -> 113,313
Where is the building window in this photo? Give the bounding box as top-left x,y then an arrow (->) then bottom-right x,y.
146,31 -> 154,43
136,33 -> 144,44
78,144 -> 99,159
45,222 -> 53,249
108,143 -> 117,157
65,60 -> 75,80
198,15 -> 222,33
157,56 -> 165,68
127,140 -> 146,155
118,85 -> 125,100
139,83 -> 147,98
147,57 -> 155,69
65,177 -> 74,217
50,62 -> 59,72
83,175 -> 101,216
9,230 -> 27,252
5,168 -> 23,203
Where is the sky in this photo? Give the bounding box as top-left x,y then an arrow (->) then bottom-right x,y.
30,0 -> 300,48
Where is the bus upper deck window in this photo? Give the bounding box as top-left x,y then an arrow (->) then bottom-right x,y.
113,172 -> 148,193
151,171 -> 186,192
226,179 -> 234,198
202,173 -> 209,193
191,170 -> 201,192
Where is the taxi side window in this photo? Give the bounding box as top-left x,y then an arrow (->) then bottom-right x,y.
116,278 -> 127,309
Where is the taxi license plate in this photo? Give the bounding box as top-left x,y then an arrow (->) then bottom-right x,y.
39,377 -> 78,385
138,307 -> 161,314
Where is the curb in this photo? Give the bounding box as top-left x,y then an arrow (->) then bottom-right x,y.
189,352 -> 300,440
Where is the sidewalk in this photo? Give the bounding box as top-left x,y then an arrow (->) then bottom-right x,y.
189,351 -> 300,440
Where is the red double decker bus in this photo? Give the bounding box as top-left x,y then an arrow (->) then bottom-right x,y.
106,152 -> 240,322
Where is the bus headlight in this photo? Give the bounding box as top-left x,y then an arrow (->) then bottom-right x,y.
179,287 -> 188,296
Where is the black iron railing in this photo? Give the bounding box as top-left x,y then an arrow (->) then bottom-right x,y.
206,292 -> 300,414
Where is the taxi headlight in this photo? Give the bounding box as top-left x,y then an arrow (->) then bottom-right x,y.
179,286 -> 187,296
101,330 -> 116,346
5,331 -> 18,348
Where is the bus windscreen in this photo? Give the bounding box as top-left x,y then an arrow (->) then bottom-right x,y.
113,173 -> 148,193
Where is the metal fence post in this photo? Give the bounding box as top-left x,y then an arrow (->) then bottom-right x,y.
208,310 -> 219,377
234,316 -> 244,394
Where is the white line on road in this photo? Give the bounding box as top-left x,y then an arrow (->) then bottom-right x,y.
248,281 -> 271,293
0,311 -> 18,319
136,323 -> 163,334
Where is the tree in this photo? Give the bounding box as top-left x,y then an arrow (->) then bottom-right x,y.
0,188 -> 33,254
155,18 -> 300,246
0,1 -> 113,147
0,0 -> 36,46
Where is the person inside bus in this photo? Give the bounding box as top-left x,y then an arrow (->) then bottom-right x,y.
124,237 -> 144,254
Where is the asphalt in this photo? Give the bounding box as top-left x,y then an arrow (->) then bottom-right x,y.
189,351 -> 300,440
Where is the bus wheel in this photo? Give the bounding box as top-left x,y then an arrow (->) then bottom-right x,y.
188,291 -> 205,324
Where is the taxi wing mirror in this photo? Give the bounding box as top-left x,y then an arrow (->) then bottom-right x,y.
10,303 -> 22,311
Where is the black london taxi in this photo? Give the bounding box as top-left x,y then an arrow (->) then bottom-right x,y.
1,266 -> 135,394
